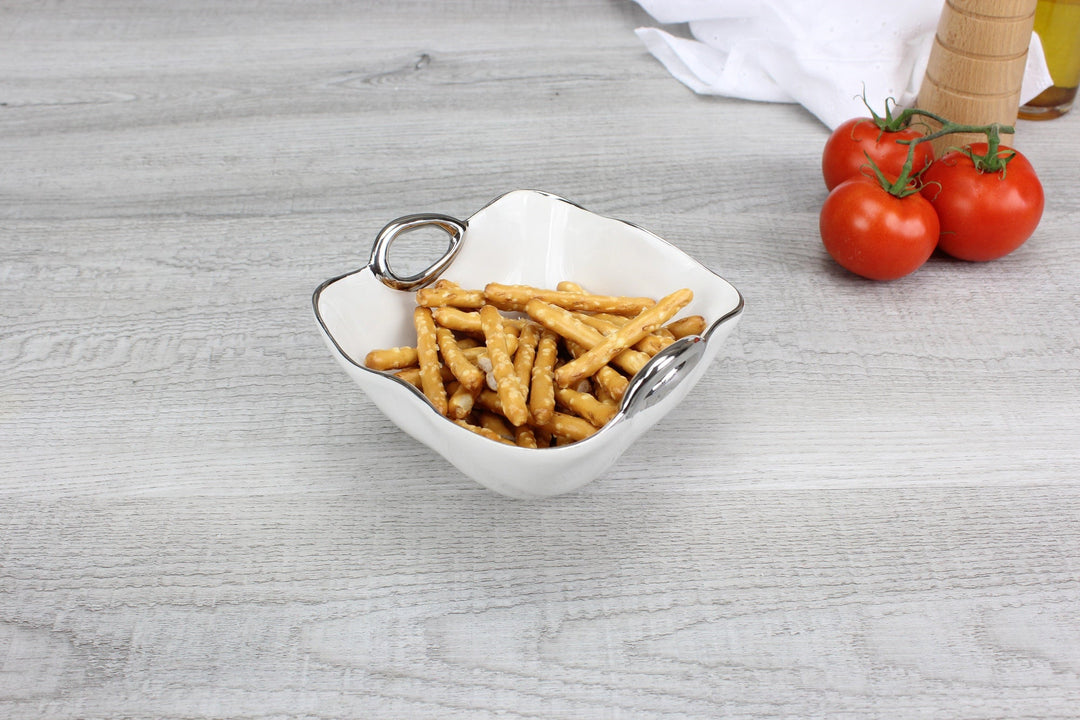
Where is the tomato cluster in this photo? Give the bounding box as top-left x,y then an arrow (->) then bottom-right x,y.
819,112 -> 1044,281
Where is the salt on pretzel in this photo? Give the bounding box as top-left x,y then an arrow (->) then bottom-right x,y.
529,328 -> 559,425
554,288 -> 693,388
479,304 -> 529,427
485,283 -> 655,315
413,306 -> 448,415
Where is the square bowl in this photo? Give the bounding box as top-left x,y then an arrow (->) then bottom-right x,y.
313,190 -> 743,498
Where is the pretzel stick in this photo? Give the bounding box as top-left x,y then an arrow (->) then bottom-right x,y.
432,306 -> 484,333
555,288 -> 693,388
475,388 -> 504,415
477,411 -> 515,442
365,335 -> 528,373
525,299 -> 650,376
479,304 -> 529,427
594,380 -> 614,405
453,419 -> 516,445
666,315 -> 706,339
539,412 -> 598,442
394,368 -> 422,389
432,306 -> 524,336
591,312 -> 629,326
395,360 -> 457,385
634,335 -> 673,356
525,299 -> 601,346
447,382 -> 476,420
590,311 -> 673,344
555,387 -> 618,427
529,329 -> 559,425
634,333 -> 674,356
412,307 -> 448,415
485,283 -> 655,315
573,312 -> 617,335
514,425 -> 538,449
416,285 -> 485,309
565,338 -> 629,402
364,346 -> 418,370
573,312 -> 673,356
436,326 -> 485,393
512,322 -> 541,403
557,280 -> 660,357
590,313 -> 675,342
475,354 -> 496,392
462,336 -> 518,364
474,389 -> 548,447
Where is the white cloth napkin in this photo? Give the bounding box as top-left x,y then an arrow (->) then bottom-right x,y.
634,0 -> 1054,129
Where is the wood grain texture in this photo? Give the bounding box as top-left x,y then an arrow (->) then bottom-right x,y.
2,0 -> 1080,717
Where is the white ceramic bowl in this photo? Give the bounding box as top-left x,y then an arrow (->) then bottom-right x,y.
313,190 -> 743,498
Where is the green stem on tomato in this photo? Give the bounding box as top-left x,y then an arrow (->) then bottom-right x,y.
910,121 -> 1017,175
964,124 -> 1016,174
882,106 -> 951,132
872,120 -> 1016,196
862,93 -> 951,133
859,90 -> 1017,150
911,120 -> 1014,150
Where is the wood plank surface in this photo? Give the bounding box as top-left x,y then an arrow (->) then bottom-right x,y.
2,1 -> 1079,717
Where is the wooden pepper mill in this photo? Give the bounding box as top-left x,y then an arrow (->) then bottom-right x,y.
916,0 -> 1037,154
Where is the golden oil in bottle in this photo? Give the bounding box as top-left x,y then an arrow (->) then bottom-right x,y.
1020,0 -> 1080,119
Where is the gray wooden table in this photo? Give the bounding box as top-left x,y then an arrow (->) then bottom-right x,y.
3,2 -> 1079,718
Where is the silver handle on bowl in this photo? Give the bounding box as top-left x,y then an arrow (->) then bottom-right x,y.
620,336 -> 706,415
369,213 -> 467,291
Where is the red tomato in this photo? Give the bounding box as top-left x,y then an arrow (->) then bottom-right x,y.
820,176 -> 939,281
920,143 -> 1044,262
822,118 -> 934,191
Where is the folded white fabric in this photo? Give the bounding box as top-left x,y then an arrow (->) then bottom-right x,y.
634,0 -> 1053,129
